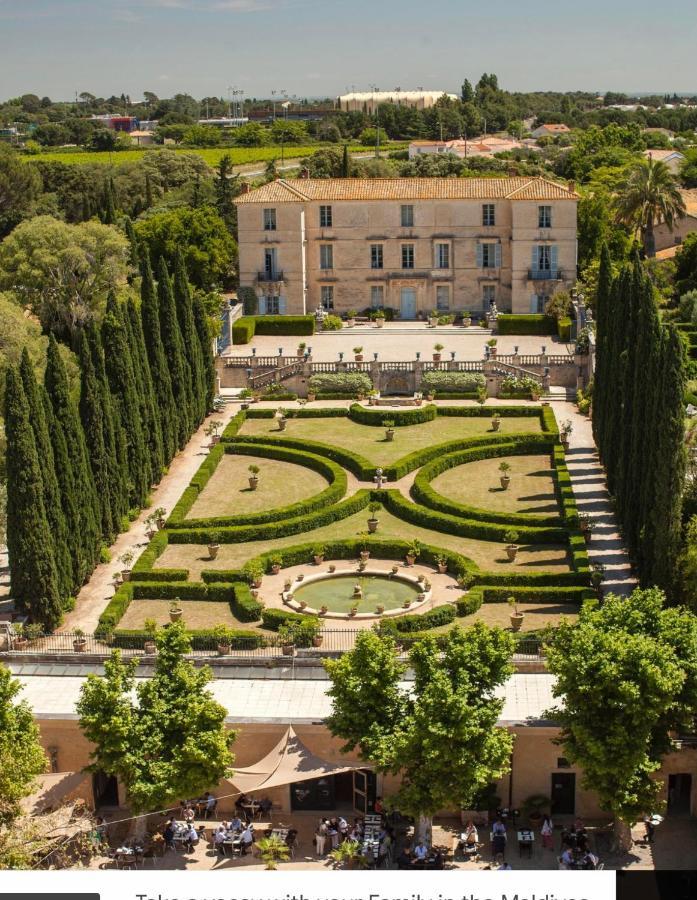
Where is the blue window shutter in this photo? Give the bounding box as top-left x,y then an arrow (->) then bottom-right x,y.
278,297 -> 287,315
550,245 -> 558,272
476,243 -> 483,267
531,246 -> 538,271
258,296 -> 267,315
530,294 -> 538,313
495,244 -> 502,268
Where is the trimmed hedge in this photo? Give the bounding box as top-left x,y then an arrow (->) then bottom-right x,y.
232,434 -> 375,479
233,315 -> 315,344
420,371 -> 486,394
477,585 -> 593,604
390,604 -> 456,632
168,443 -> 347,529
348,403 -> 437,426
411,440 -> 562,527
557,317 -> 572,341
457,591 -> 484,616
166,490 -> 371,544
111,629 -> 267,651
497,314 -> 557,335
381,489 -> 569,544
309,373 -> 373,395
130,530 -> 190,582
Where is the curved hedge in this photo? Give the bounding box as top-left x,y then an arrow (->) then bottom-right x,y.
381,489 -> 569,544
348,403 -> 438,426
232,433 -> 375,479
168,443 -> 347,529
411,440 -> 563,527
167,490 -> 371,544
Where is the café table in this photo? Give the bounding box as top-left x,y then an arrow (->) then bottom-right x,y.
518,829 -> 534,858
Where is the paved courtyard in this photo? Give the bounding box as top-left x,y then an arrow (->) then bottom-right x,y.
223,322 -> 574,363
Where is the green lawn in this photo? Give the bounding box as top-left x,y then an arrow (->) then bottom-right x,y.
430,453 -> 558,516
187,453 -> 329,519
432,600 -> 579,634
238,416 -> 542,467
157,506 -> 571,580
119,600 -> 240,630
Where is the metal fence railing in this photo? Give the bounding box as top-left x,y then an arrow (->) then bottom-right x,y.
0,630 -> 543,661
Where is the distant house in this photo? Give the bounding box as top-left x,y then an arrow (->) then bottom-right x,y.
643,148 -> 686,175
130,130 -> 155,146
654,189 -> 697,252
531,123 -> 571,139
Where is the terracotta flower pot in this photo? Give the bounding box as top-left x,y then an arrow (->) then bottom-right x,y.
169,608 -> 183,622
272,564 -> 281,575
73,638 -> 87,653
217,643 -> 231,656
367,518 -> 378,533
320,605 -> 328,615
307,393 -> 316,402
438,563 -> 448,574
492,419 -> 501,431
313,555 -> 324,566
509,613 -> 525,632
144,640 -> 157,655
360,550 -> 370,561
249,476 -> 259,490
506,545 -> 518,562
500,475 -> 510,490
313,635 -> 324,647
282,643 -> 295,657
208,544 -> 220,560
121,569 -> 132,582
385,428 -> 394,441
433,353 -> 441,362
406,554 -> 416,566
376,605 -> 385,614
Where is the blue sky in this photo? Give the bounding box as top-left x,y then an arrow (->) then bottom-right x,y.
0,0 -> 695,101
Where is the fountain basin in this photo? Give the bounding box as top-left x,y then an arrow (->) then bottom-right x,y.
287,568 -> 427,618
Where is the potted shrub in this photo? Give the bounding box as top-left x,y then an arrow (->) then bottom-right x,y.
205,419 -> 224,445
144,618 -> 158,655
429,308 -> 439,327
212,625 -> 233,656
487,338 -> 498,358
508,596 -> 525,631
276,409 -> 288,431
271,556 -> 283,575
491,412 -> 501,432
119,550 -> 135,582
257,834 -> 291,870
374,309 -> 386,328
376,604 -> 385,614
425,389 -> 435,402
239,388 -> 253,410
296,572 -> 305,581
284,577 -> 293,591
560,420 -> 573,450
112,570 -> 123,588
312,544 -> 325,566
307,388 -> 316,402
383,419 -> 395,442
169,599 -> 183,622
523,794 -> 550,827
367,501 -> 380,533
353,346 -> 364,362
406,540 -> 421,566
367,388 -> 380,405
12,625 -> 28,651
319,604 -> 329,615
590,562 -> 605,595
245,560 -> 264,588
307,618 -> 324,647
359,542 -> 371,562
207,531 -> 221,560
457,571 -> 475,590
433,343 -> 444,362
504,530 -> 520,562
73,628 -> 87,653
297,341 -> 307,358
579,513 -> 594,542
349,605 -> 358,616
278,623 -> 298,657
403,598 -> 412,609
144,513 -> 157,539
476,385 -> 487,406
499,461 -> 511,490
462,310 -> 472,327
436,556 -> 448,574
346,309 -> 357,327
328,563 -> 336,573
248,464 -> 260,490
417,573 -> 426,584
153,507 -> 167,530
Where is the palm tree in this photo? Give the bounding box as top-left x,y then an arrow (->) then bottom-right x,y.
614,157 -> 685,257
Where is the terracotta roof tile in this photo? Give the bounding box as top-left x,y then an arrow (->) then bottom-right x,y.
235,177 -> 579,204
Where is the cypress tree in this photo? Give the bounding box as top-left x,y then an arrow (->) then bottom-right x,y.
4,367 -> 62,630
44,336 -> 101,582
101,178 -> 116,225
157,257 -> 194,447
140,254 -> 178,461
592,243 -> 612,456
342,143 -> 350,178
101,294 -> 151,507
145,172 -> 154,209
193,292 -> 216,414
43,389 -> 83,591
125,297 -> 164,483
87,323 -> 130,527
647,326 -> 686,590
78,331 -> 115,541
123,215 -> 140,274
173,251 -> 206,426
18,350 -> 73,602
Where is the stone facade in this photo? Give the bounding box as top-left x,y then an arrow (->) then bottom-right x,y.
235,177 -> 579,319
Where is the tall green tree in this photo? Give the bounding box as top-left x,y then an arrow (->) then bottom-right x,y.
77,623 -> 235,813
18,349 -> 72,601
193,292 -> 216,414
77,331 -> 115,541
547,588 -> 697,847
591,243 -> 613,457
4,368 -> 62,629
0,665 -> 47,826
173,251 -> 206,426
157,257 -> 193,447
325,625 -> 514,842
140,255 -> 178,461
123,297 -> 164,483
44,336 -> 101,583
615,157 -> 686,258
101,294 -> 151,506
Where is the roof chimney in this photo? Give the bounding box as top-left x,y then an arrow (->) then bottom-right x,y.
239,182 -> 251,194
300,167 -> 310,179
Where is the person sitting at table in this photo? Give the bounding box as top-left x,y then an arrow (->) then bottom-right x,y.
235,794 -> 249,820
413,841 -> 428,863
349,824 -> 362,843
185,823 -> 199,853
230,815 -> 243,833
213,827 -> 227,856
540,814 -> 554,850
378,830 -> 392,861
559,846 -> 574,869
374,797 -> 384,815
396,847 -> 413,869
577,831 -> 589,852
240,824 -> 254,855
495,853 -> 512,871
581,849 -> 598,870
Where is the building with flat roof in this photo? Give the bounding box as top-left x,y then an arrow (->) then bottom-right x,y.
338,90 -> 458,115
235,176 -> 579,318
531,123 -> 572,139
